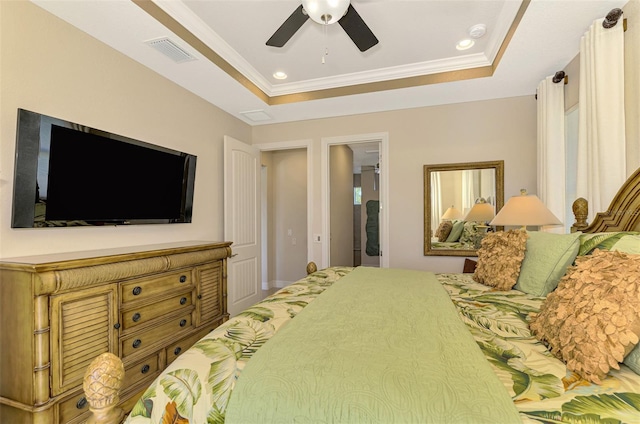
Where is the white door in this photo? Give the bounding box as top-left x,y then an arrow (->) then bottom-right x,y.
224,136 -> 261,317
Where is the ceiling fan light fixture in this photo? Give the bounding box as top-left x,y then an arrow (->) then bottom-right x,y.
302,0 -> 350,25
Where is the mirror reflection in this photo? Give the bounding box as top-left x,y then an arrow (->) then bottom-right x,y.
424,161 -> 504,256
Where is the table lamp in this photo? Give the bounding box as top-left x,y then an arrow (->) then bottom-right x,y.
464,198 -> 495,224
464,198 -> 495,248
441,206 -> 463,221
490,189 -> 562,229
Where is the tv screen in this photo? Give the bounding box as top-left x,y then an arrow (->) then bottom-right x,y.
12,109 -> 197,228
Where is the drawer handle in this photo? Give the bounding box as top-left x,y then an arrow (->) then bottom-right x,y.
132,286 -> 142,296
132,313 -> 141,322
141,364 -> 150,374
180,297 -> 188,305
76,397 -> 87,409
197,294 -> 202,300
133,339 -> 142,349
174,347 -> 182,356
114,323 -> 121,329
179,319 -> 187,327
180,275 -> 187,283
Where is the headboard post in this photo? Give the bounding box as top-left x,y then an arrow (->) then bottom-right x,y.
571,197 -> 589,232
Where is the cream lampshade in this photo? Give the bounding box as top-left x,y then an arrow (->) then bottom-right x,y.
464,199 -> 495,248
464,199 -> 495,223
490,189 -> 562,229
441,206 -> 463,221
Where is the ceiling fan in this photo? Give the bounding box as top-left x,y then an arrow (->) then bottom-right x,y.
266,0 -> 379,52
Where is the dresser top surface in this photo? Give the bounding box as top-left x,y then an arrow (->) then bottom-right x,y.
0,241 -> 232,268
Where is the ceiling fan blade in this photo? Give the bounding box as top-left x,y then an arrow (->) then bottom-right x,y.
338,4 -> 378,52
266,5 -> 309,47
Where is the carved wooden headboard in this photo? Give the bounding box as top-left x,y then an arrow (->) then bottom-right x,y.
572,167 -> 640,233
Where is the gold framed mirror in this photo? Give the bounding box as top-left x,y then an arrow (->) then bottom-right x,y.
424,160 -> 504,256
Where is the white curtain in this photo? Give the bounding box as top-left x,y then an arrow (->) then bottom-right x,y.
576,18 -> 626,223
537,75 -> 566,233
461,170 -> 475,213
430,172 -> 442,234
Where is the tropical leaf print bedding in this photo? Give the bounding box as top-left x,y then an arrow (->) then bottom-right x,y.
437,273 -> 640,424
124,267 -> 354,424
125,267 -> 640,424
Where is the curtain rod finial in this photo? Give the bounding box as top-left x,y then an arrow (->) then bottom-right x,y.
603,8 -> 623,28
552,71 -> 567,84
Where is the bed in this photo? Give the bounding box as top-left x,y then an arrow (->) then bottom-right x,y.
83,168 -> 640,424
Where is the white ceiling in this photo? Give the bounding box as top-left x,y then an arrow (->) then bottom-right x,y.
33,0 -> 628,126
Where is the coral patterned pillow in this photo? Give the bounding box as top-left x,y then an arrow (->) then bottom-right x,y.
529,249 -> 640,383
473,230 -> 529,291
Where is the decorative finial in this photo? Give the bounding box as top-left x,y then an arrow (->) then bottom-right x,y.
603,8 -> 623,29
306,262 -> 317,275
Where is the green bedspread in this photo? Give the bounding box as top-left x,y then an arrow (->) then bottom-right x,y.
225,267 -> 522,423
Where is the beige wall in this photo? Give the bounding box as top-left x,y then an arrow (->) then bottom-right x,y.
0,1 -> 251,258
329,144 -> 354,266
253,96 -> 537,272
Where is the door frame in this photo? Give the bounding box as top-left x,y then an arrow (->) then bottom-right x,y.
321,132 -> 390,269
256,139 -> 314,274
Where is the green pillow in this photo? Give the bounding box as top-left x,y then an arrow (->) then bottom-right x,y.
515,231 -> 581,296
624,344 -> 640,375
578,231 -> 640,255
445,220 -> 465,242
609,234 -> 640,254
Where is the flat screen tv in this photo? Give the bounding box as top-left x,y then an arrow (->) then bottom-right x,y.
12,109 -> 197,228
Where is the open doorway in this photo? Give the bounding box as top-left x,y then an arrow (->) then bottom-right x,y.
261,148 -> 307,288
321,133 -> 389,269
258,140 -> 313,291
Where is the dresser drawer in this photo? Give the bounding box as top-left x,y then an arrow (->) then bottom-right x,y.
123,352 -> 162,389
58,389 -> 90,424
121,290 -> 193,331
121,270 -> 193,304
121,313 -> 193,358
166,317 -> 226,365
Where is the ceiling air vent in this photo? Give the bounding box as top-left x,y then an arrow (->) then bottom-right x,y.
145,37 -> 196,63
240,110 -> 273,122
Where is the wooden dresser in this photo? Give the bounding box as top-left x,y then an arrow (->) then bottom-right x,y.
0,241 -> 232,423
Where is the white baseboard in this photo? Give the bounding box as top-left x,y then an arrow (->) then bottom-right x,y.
262,280 -> 294,290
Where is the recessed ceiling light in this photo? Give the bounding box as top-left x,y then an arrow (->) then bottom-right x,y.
273,71 -> 287,80
456,39 -> 475,50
